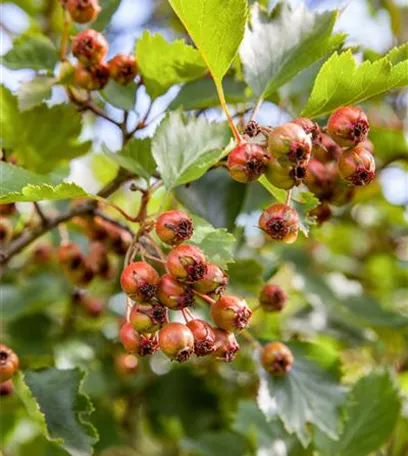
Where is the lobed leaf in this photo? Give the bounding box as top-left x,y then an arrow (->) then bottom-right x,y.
17,76 -> 55,111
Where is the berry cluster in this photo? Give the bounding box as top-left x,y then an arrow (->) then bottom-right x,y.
119,210 -> 252,363
0,344 -> 19,397
64,0 -> 138,90
0,203 -> 16,247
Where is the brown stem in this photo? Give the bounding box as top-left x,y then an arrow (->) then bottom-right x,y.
192,290 -> 215,306
33,202 -> 49,226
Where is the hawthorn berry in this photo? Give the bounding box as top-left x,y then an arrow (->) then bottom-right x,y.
74,62 -> 110,91
88,241 -> 114,279
0,380 -> 14,397
166,244 -> 207,283
292,118 -> 320,145
58,243 -> 94,286
76,294 -> 104,318
304,159 -> 337,201
158,322 -> 195,362
115,353 -> 138,375
227,142 -> 270,183
211,295 -> 252,332
259,284 -> 287,312
212,329 -> 239,362
129,303 -> 167,334
120,261 -> 160,302
66,0 -> 101,23
0,203 -> 16,216
310,203 -> 332,225
72,29 -> 108,66
312,133 -> 342,163
267,122 -> 312,165
258,204 -> 299,244
0,344 -> 19,382
338,144 -> 375,186
155,210 -> 193,246
327,106 -> 369,147
192,263 -> 228,296
0,218 -> 12,245
108,54 -> 138,86
186,319 -> 216,356
119,323 -> 159,356
265,156 -> 302,189
157,274 -> 194,310
261,342 -> 294,375
31,243 -> 54,264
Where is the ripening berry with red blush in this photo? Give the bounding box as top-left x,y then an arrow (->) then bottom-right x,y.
157,274 -> 194,310
292,118 -> 320,145
338,144 -> 375,186
312,133 -> 342,163
304,159 -> 337,201
119,323 -> 159,356
192,263 -> 228,296
0,379 -> 14,397
0,203 -> 16,216
58,243 -> 94,286
72,29 -> 108,66
212,329 -> 239,362
166,244 -> 207,283
74,62 -> 110,91
227,142 -> 270,183
327,106 -> 369,147
155,210 -> 193,246
66,0 -> 101,23
186,319 -> 216,356
108,54 -> 138,85
120,261 -> 160,302
159,323 -> 195,362
310,203 -> 332,225
259,284 -> 287,312
261,342 -> 294,375
0,345 -> 19,382
265,155 -> 307,189
258,204 -> 299,244
211,296 -> 252,332
129,303 -> 167,334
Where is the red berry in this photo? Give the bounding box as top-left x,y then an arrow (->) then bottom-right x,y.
186,319 -> 216,357
0,203 -> 16,216
338,144 -> 375,186
120,262 -> 160,302
88,241 -> 114,279
119,323 -> 159,356
309,203 -> 332,225
72,29 -> 108,66
129,303 -> 167,334
31,243 -> 54,264
81,295 -> 104,318
0,218 -> 12,245
211,295 -> 252,332
327,106 -> 369,147
166,244 -> 207,283
158,322 -> 194,362
259,284 -> 287,312
227,143 -> 270,183
155,210 -> 193,246
0,345 -> 19,382
58,243 -> 94,287
66,0 -> 101,23
312,133 -> 342,163
261,342 -> 294,375
212,329 -> 239,362
267,123 -> 312,165
0,379 -> 14,397
108,54 -> 138,85
74,62 -> 110,91
304,159 -> 337,201
258,204 -> 299,244
192,263 -> 228,296
157,274 -> 194,310
115,353 -> 138,375
292,118 -> 320,145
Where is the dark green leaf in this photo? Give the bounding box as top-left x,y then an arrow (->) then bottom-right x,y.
227,259 -> 264,295
100,80 -> 137,111
181,431 -> 247,456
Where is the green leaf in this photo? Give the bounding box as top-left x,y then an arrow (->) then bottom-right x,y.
168,0 -> 248,81
227,258 -> 264,295
103,138 -> 156,182
169,76 -> 248,111
92,0 -> 121,31
292,190 -> 320,237
302,44 -> 408,118
152,111 -> 231,189
258,341 -> 347,447
0,162 -> 89,203
1,33 -> 58,71
240,4 -> 344,99
1,86 -> 91,173
15,368 -> 98,456
136,31 -> 207,99
314,371 -> 401,456
259,175 -> 287,202
181,431 -> 247,456
100,80 -> 137,111
188,216 -> 235,268
17,76 -> 55,111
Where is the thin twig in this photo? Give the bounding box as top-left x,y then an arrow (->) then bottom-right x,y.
249,97 -> 264,122
33,202 -> 49,226
285,189 -> 293,206
192,290 -> 215,306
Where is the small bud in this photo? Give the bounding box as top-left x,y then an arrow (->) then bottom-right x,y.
157,274 -> 194,310
327,106 -> 369,147
312,133 -> 342,163
0,344 -> 19,382
74,62 -> 110,91
258,204 -> 299,244
261,342 -> 294,375
66,0 -> 101,23
211,295 -> 252,332
304,159 -> 336,201
268,123 -> 312,165
192,263 -> 228,296
0,218 -> 13,245
72,29 -> 108,66
213,329 -> 239,362
338,144 -> 375,186
158,322 -> 195,362
0,379 -> 14,397
227,143 -> 270,183
166,244 -> 207,283
115,353 -> 138,376
120,261 -> 160,302
129,303 -> 167,334
0,203 -> 16,216
186,319 -> 216,356
155,210 -> 193,246
259,284 -> 287,312
108,54 -> 138,85
292,118 -> 320,145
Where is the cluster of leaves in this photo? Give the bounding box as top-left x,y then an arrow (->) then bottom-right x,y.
1,0 -> 408,455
